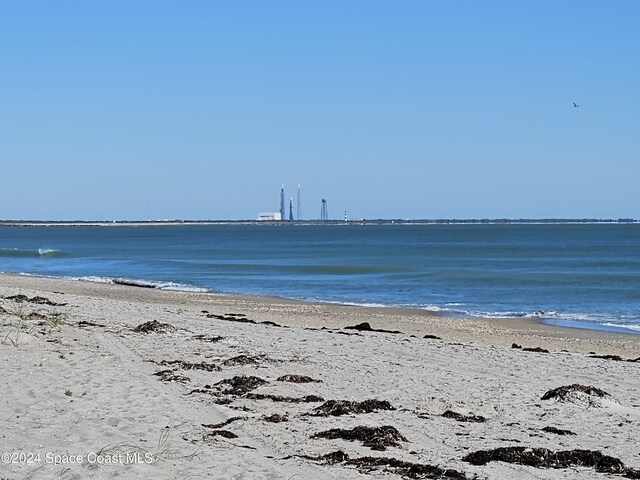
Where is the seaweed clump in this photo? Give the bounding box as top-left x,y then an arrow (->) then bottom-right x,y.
344,322 -> 401,334
277,374 -> 322,383
207,312 -> 255,323
206,313 -> 282,327
202,417 -> 245,429
263,413 -> 288,423
157,359 -> 220,372
462,446 -> 640,477
215,375 -> 268,396
77,320 -> 106,328
299,450 -> 469,479
512,344 -> 550,353
245,393 -> 324,403
441,410 -> 487,423
590,354 -> 640,363
222,355 -> 264,366
4,294 -> 66,306
203,430 -> 238,440
311,425 -> 407,451
522,346 -> 550,353
192,334 -> 224,343
132,320 -> 176,334
153,369 -> 190,383
311,399 -> 396,417
541,426 -> 576,436
541,384 -> 610,401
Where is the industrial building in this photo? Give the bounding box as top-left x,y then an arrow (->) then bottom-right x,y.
257,212 -> 282,221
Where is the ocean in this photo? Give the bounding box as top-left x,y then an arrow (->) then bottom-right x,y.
0,223 -> 638,333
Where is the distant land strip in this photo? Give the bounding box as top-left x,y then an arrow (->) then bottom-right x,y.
0,218 -> 636,227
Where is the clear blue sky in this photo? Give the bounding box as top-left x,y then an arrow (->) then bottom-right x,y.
1,1 -> 638,220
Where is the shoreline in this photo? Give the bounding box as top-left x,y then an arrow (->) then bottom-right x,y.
2,272 -> 639,356
1,271 -> 640,479
6,271 -> 640,338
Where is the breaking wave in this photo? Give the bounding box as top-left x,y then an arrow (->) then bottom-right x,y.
75,276 -> 209,293
0,248 -> 63,258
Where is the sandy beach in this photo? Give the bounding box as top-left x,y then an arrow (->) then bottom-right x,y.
1,272 -> 639,479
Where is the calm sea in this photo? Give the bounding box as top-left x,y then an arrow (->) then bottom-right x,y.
0,223 -> 638,333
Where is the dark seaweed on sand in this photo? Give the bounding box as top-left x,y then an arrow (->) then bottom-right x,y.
344,322 -> 401,334
132,320 -> 176,334
590,354 -> 640,363
77,320 -> 106,327
298,450 -> 469,479
203,430 -> 238,440
260,320 -> 284,327
245,393 -> 324,403
277,374 -> 322,383
312,425 -> 407,451
512,344 -> 551,353
192,334 -> 224,343
463,446 -> 640,477
206,312 -> 282,327
202,417 -> 245,429
4,294 -> 67,306
541,426 -> 576,436
311,399 -> 396,417
215,375 -> 268,396
153,369 -> 190,383
336,330 -> 363,336
522,346 -> 550,353
441,410 -> 487,423
157,359 -> 221,372
221,355 -> 264,366
207,313 -> 256,323
541,384 -> 610,401
591,354 -> 624,361
263,413 -> 288,423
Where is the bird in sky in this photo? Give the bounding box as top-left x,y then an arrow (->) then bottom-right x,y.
573,102 -> 580,107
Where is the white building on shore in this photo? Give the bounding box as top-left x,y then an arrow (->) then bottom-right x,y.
257,212 -> 282,221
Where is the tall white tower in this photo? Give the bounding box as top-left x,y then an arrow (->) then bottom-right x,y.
279,185 -> 285,220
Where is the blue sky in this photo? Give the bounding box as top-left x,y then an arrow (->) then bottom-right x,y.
1,1 -> 638,220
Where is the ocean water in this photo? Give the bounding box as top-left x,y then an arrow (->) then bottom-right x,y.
0,223 -> 638,333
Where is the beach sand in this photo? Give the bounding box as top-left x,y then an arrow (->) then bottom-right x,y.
1,272 -> 639,479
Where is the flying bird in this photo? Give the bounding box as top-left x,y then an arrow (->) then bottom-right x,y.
573,102 -> 580,107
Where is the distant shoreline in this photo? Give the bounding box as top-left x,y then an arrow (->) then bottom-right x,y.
0,218 -> 636,227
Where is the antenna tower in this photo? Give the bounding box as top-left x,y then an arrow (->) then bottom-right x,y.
321,199 -> 328,221
297,184 -> 302,220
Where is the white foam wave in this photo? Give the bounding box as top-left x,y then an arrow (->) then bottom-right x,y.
76,276 -> 114,284
153,282 -> 209,293
75,276 -> 209,293
38,248 -> 60,256
601,323 -> 640,332
303,298 -> 390,308
0,247 -> 62,258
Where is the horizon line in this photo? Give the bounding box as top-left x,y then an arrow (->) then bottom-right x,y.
0,218 -> 636,226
